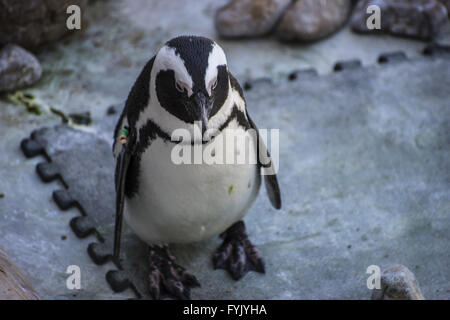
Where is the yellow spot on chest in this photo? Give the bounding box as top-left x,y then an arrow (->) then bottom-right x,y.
228,185 -> 234,195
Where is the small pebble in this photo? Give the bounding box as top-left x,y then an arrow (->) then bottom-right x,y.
371,265 -> 425,300
69,112 -> 92,125
107,105 -> 117,115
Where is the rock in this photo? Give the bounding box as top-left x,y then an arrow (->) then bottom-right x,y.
276,0 -> 352,41
351,0 -> 448,41
0,44 -> 42,92
0,246 -> 40,300
69,111 -> 92,125
215,0 -> 292,38
371,265 -> 425,300
0,0 -> 88,49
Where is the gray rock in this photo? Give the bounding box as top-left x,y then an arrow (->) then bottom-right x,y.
0,44 -> 42,92
351,0 -> 448,40
276,0 -> 352,41
215,0 -> 292,38
0,0 -> 88,49
372,265 -> 425,300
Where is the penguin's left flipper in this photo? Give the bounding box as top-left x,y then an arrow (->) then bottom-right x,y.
246,110 -> 282,210
148,245 -> 201,300
213,221 -> 265,280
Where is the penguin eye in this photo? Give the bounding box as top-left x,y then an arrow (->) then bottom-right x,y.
175,81 -> 185,93
208,77 -> 218,96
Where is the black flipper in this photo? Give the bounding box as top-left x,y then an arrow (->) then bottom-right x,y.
246,105 -> 282,210
113,129 -> 135,262
229,72 -> 281,209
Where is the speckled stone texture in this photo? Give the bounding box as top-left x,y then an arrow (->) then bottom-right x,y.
371,265 -> 425,300
277,0 -> 352,41
0,0 -> 88,49
215,0 -> 292,38
0,44 -> 42,92
351,0 -> 449,40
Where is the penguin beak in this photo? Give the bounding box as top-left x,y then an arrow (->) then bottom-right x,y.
193,91 -> 209,135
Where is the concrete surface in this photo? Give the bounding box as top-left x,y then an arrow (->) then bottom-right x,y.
6,55 -> 450,300
0,0 -> 449,299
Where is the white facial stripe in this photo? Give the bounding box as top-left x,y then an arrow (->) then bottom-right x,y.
153,45 -> 193,96
135,45 -> 195,143
205,84 -> 237,134
202,84 -> 248,141
136,42 -> 236,144
136,90 -> 200,144
138,79 -> 242,144
205,43 -> 227,96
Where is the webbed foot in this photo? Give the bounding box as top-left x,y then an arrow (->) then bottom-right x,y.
212,221 -> 265,280
148,245 -> 200,300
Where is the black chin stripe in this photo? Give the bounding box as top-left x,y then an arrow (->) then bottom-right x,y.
139,120 -> 172,148
219,105 -> 250,132
125,105 -> 250,198
136,104 -> 250,149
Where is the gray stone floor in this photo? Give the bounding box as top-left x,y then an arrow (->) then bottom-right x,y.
0,0 -> 449,299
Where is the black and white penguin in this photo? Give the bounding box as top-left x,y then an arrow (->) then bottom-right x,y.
113,35 -> 281,299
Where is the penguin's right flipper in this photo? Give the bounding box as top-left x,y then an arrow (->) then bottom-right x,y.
113,138 -> 133,263
246,111 -> 282,210
229,71 -> 281,210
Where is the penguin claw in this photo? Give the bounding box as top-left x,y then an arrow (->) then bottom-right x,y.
212,221 -> 265,280
148,245 -> 200,300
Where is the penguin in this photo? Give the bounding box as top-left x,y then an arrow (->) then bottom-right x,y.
113,35 -> 281,299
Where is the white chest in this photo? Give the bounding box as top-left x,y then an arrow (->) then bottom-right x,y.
124,121 -> 261,244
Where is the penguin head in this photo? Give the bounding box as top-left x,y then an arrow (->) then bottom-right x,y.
151,36 -> 230,136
